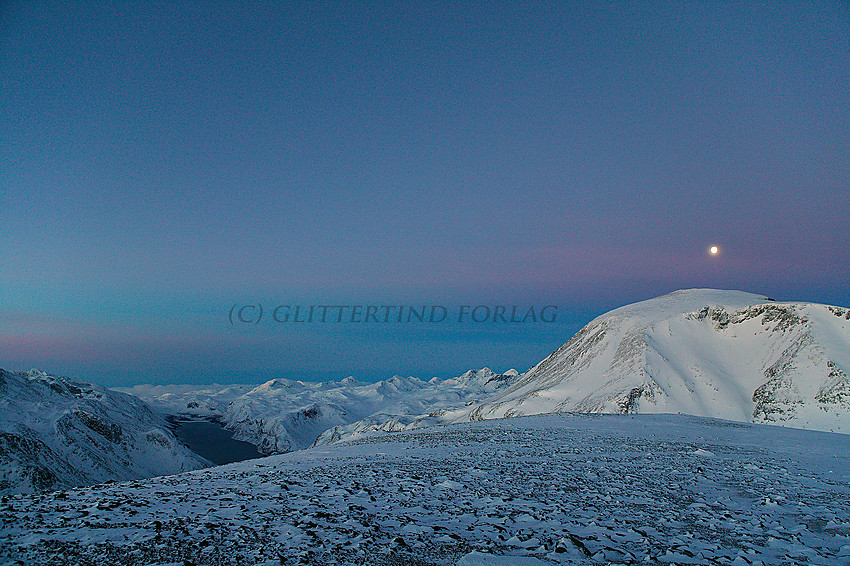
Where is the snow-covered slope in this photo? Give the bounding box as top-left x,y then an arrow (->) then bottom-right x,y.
439,289 -> 850,432
2,414 -> 848,565
0,369 -> 211,495
315,289 -> 850,444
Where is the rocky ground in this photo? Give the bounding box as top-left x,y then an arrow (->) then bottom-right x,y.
1,413 -> 848,565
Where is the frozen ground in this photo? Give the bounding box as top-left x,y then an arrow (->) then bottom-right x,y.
1,413 -> 849,566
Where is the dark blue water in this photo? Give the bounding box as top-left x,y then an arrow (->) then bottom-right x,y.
169,418 -> 263,465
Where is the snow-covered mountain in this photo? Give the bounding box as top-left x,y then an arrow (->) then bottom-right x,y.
121,369 -> 519,454
10,288 -> 846,499
0,369 -> 211,495
319,289 -> 850,443
438,289 -> 850,432
121,289 -> 850,452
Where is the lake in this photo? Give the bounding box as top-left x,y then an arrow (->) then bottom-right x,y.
169,418 -> 264,465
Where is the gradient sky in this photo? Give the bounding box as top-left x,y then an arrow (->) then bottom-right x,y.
2,1 -> 849,386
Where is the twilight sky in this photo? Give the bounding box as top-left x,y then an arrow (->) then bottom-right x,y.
2,1 -> 849,386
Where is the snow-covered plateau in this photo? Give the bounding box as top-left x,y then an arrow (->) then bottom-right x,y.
1,413 -> 848,565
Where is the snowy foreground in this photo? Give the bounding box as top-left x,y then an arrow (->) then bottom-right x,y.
2,414 -> 849,566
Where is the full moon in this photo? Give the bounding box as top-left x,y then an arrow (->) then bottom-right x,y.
709,245 -> 719,255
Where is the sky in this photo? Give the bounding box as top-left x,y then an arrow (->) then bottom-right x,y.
2,1 -> 849,386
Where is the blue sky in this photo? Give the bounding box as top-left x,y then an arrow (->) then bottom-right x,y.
2,1 -> 848,386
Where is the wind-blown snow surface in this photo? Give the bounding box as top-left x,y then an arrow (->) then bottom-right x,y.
328,290 -> 850,443
0,370 -> 210,495
1,414 -> 848,565
121,369 -> 518,454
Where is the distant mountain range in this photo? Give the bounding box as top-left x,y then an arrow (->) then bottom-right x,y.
121,368 -> 519,454
5,288 -> 849,494
124,289 -> 850,452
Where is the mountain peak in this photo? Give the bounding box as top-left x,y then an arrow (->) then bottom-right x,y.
449,290 -> 850,433
600,288 -> 777,325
